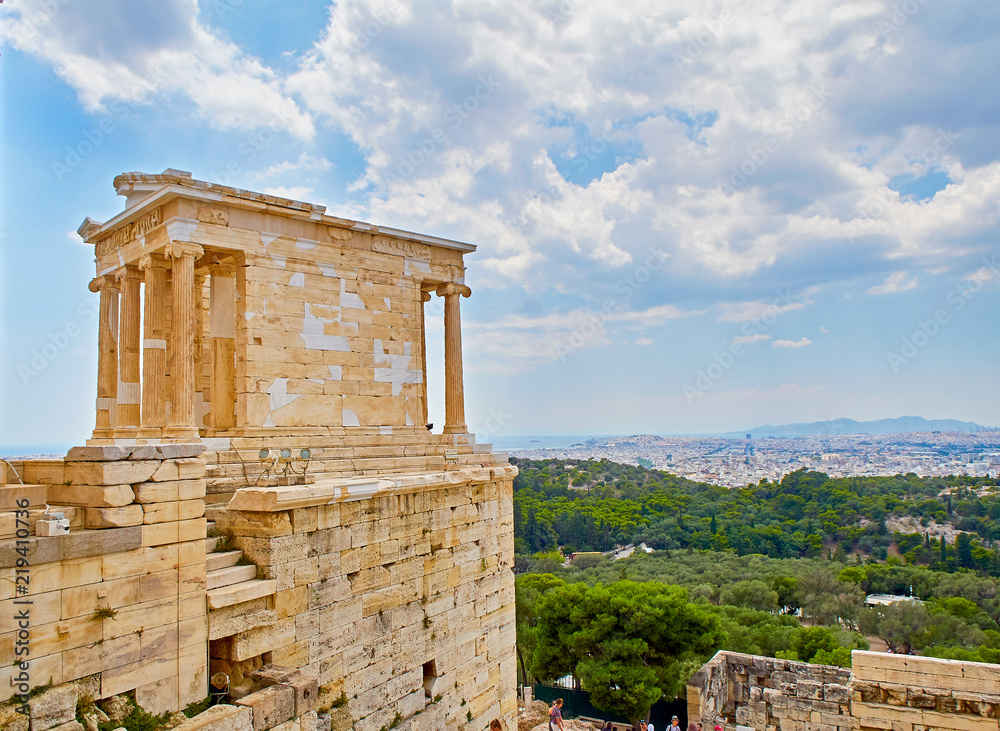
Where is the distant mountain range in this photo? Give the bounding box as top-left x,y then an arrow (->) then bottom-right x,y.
722,416 -> 989,438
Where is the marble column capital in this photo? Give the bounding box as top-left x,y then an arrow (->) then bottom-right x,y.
164,241 -> 204,261
139,252 -> 170,270
115,264 -> 143,283
435,282 -> 471,298
208,261 -> 236,277
89,274 -> 119,293
421,291 -> 432,303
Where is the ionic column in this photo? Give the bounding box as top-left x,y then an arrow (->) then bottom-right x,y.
90,275 -> 119,440
194,272 -> 206,427
139,253 -> 169,436
436,282 -> 471,434
420,290 -> 432,427
114,265 -> 143,433
208,262 -> 236,429
163,242 -> 204,441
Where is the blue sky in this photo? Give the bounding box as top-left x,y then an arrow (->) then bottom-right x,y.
1,0 -> 998,447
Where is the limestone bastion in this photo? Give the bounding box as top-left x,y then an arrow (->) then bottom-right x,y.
1,169 -> 516,731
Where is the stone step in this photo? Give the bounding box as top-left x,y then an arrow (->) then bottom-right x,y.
204,491 -> 233,506
206,520 -> 216,533
205,506 -> 228,523
207,550 -> 243,572
207,564 -> 257,590
208,608 -> 278,642
207,579 -> 277,610
205,536 -> 224,553
0,484 -> 47,509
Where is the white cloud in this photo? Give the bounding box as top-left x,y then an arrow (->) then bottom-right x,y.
820,326 -> 830,334
732,334 -> 772,344
14,0 -> 1000,323
255,154 -> 333,181
964,262 -> 1000,288
261,186 -> 316,201
866,271 -> 919,295
464,302 -> 696,373
614,304 -> 694,328
773,337 -> 813,348
716,299 -> 809,322
4,0 -> 314,139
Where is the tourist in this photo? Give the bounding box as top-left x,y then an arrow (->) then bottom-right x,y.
641,721 -> 648,731
688,723 -> 699,731
648,721 -> 655,731
669,715 -> 681,731
549,698 -> 565,731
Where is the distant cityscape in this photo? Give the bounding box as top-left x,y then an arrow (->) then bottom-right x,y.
6,423 -> 999,489
507,430 -> 1000,487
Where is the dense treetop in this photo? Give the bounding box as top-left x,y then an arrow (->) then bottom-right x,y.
512,458 -> 1000,572
513,458 -> 1000,694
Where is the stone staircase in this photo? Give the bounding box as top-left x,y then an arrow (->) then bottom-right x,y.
205,519 -> 276,611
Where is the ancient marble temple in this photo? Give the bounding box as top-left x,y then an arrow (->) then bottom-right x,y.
80,168 -> 476,452
1,169 -> 516,731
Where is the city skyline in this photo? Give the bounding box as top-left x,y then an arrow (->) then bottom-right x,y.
506,430 -> 1000,488
2,0 -> 998,446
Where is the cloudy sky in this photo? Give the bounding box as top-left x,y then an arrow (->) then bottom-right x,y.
2,0 -> 998,447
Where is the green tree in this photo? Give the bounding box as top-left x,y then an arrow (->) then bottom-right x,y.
793,626 -> 838,663
532,580 -> 724,726
957,533 -> 974,568
859,601 -> 929,654
720,580 -> 779,613
514,574 -> 566,683
772,576 -> 800,615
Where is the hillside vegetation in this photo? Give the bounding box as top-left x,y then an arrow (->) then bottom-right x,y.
512,458 -> 1000,570
513,458 -> 1000,698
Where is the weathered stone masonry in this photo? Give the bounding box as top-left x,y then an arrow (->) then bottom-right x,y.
0,170 -> 517,731
212,469 -> 517,731
688,650 -> 1000,731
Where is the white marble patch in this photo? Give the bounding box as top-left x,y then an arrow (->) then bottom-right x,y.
301,303 -> 349,351
202,437 -> 231,452
404,257 -> 431,276
373,340 -> 421,396
340,279 -> 365,309
263,377 -> 303,426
